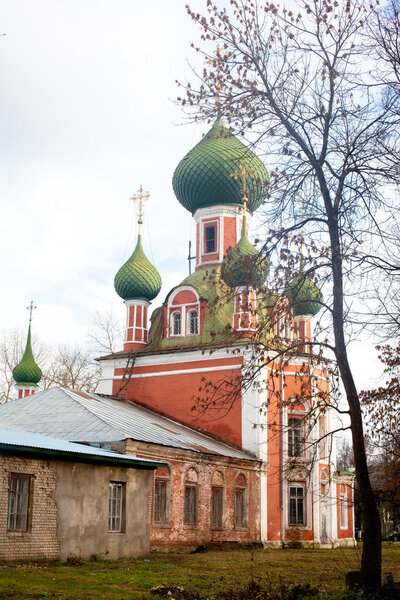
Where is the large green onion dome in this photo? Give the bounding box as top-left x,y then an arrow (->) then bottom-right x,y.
114,234 -> 162,301
12,325 -> 42,386
221,216 -> 268,288
172,118 -> 269,215
285,260 -> 323,317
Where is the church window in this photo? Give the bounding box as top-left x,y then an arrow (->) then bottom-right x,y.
172,311 -> 181,336
188,309 -> 199,335
205,225 -> 216,253
184,484 -> 197,525
154,480 -> 167,523
235,474 -> 247,527
108,482 -> 125,532
153,465 -> 170,524
288,417 -> 304,457
340,485 -> 348,529
7,474 -> 31,531
289,484 -> 305,526
211,486 -> 223,527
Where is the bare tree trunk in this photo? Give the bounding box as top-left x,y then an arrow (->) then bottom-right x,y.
330,223 -> 382,591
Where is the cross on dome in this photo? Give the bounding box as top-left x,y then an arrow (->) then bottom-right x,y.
130,185 -> 150,233
230,160 -> 256,214
27,300 -> 37,325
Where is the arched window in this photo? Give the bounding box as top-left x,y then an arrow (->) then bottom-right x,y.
187,309 -> 199,335
172,311 -> 181,336
211,471 -> 225,528
235,474 -> 248,527
153,465 -> 171,524
184,467 -> 198,525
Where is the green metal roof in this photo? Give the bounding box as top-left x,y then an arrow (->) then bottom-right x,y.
221,215 -> 268,288
114,234 -> 162,302
148,266 -> 276,350
12,325 -> 42,386
172,118 -> 269,215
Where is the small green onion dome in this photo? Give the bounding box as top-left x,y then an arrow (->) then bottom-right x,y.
12,325 -> 42,386
172,118 -> 269,215
285,260 -> 323,317
114,234 -> 162,301
221,216 -> 268,288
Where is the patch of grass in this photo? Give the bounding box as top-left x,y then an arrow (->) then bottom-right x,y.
0,544 -> 397,600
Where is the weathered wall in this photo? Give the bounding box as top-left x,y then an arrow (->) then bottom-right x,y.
53,462 -> 152,560
125,440 -> 261,549
0,455 -> 60,561
0,454 -> 154,561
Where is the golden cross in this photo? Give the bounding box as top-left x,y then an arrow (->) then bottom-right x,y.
230,160 -> 255,214
130,185 -> 150,234
26,300 -> 37,325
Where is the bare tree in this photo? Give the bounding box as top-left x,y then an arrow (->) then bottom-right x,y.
87,307 -> 124,355
0,331 -> 100,400
178,0 -> 400,589
42,345 -> 100,392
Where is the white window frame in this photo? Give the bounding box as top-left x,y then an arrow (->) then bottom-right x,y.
187,309 -> 199,335
288,417 -> 304,458
340,490 -> 348,529
171,310 -> 182,336
108,482 -> 124,533
288,484 -> 306,526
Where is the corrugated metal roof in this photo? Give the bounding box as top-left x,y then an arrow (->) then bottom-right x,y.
0,425 -> 161,468
0,389 -> 255,460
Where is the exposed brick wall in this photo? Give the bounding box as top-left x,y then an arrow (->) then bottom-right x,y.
0,456 -> 60,561
125,440 -> 261,549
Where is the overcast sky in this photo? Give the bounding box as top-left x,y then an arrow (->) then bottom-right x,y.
0,0 -> 383,389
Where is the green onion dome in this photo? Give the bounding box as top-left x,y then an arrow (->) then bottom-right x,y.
221,216 -> 268,288
114,234 -> 162,302
285,260 -> 323,317
172,118 -> 269,215
12,325 -> 42,386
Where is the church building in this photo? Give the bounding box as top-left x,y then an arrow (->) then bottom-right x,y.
2,118 -> 355,552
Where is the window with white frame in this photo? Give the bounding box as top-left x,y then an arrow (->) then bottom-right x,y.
108,482 -> 125,532
340,486 -> 348,529
8,474 -> 31,531
289,484 -> 305,526
187,309 -> 199,335
205,225 -> 216,253
288,417 -> 304,457
171,311 -> 181,336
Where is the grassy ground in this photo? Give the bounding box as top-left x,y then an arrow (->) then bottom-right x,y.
0,543 -> 398,600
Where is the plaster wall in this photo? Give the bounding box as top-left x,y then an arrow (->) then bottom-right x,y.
53,462 -> 153,560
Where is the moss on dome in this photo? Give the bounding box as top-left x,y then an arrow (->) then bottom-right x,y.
172,118 -> 269,215
114,234 -> 162,302
12,325 -> 42,386
285,262 -> 323,317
